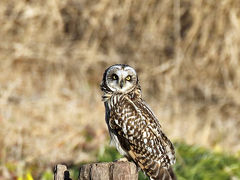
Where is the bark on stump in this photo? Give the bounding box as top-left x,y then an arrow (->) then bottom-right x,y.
54,164 -> 71,180
54,162 -> 138,180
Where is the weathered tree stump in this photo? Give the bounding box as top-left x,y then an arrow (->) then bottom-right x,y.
54,162 -> 138,180
79,162 -> 138,180
54,164 -> 71,180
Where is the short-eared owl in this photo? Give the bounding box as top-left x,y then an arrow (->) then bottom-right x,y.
100,64 -> 176,180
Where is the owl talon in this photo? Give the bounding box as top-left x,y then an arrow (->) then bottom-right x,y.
116,157 -> 129,162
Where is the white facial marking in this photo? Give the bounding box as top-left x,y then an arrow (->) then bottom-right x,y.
106,65 -> 137,93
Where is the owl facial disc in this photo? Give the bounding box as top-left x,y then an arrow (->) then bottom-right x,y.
103,64 -> 138,93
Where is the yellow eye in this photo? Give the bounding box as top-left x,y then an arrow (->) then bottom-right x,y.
126,75 -> 131,81
112,74 -> 118,80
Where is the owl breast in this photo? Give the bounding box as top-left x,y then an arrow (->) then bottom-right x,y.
104,94 -> 128,156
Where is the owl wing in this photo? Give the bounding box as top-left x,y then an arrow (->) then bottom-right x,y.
109,96 -> 176,179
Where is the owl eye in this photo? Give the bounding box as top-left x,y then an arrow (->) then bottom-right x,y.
112,74 -> 118,80
126,75 -> 131,81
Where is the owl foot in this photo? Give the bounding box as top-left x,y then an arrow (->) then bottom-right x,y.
115,157 -> 129,162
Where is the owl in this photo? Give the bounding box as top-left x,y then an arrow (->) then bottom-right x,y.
100,64 -> 176,180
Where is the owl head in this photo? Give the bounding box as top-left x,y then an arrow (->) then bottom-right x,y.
101,64 -> 139,94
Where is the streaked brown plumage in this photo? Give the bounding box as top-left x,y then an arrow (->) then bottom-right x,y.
101,64 -> 176,180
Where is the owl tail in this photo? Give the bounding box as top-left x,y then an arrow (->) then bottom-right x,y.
150,167 -> 177,180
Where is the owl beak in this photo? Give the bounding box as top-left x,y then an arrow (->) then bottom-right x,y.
119,79 -> 124,89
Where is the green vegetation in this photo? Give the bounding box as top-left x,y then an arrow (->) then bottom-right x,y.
174,143 -> 240,180
97,143 -> 240,180
4,142 -> 240,180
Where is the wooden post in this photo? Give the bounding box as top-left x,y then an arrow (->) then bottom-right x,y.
54,164 -> 71,180
79,162 -> 138,180
54,162 -> 138,180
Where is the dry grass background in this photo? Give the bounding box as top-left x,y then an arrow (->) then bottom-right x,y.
0,0 -> 240,178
